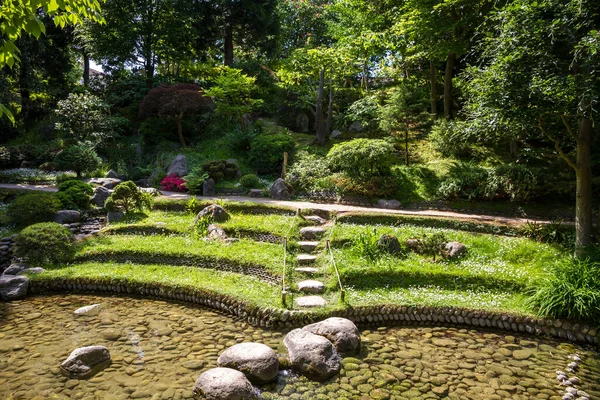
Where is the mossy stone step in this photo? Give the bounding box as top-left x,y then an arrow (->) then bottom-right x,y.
304,215 -> 327,225
295,295 -> 327,308
297,254 -> 317,264
295,267 -> 319,275
298,241 -> 319,253
297,280 -> 325,294
299,227 -> 326,240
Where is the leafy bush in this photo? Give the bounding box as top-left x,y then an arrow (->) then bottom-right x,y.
225,126 -> 258,152
429,119 -> 473,157
184,169 -> 210,195
54,92 -> 112,147
287,151 -> 332,192
240,174 -> 261,188
0,144 -> 58,169
249,134 -> 295,174
55,145 -> 102,178
104,181 -> 153,213
327,139 -> 396,178
202,159 -> 239,181
351,228 -> 381,261
55,180 -> 93,210
518,220 -> 575,246
329,174 -> 399,199
437,164 -> 489,200
160,176 -> 187,192
7,192 -> 61,226
490,164 -> 539,201
14,222 -> 75,264
526,257 -> 600,321
412,232 -> 448,261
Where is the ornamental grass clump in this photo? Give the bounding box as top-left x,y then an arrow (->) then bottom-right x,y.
15,222 -> 75,264
526,257 -> 600,322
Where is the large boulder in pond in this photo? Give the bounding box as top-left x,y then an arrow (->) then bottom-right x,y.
193,367 -> 257,400
444,241 -> 467,259
302,317 -> 361,355
55,210 -> 81,224
195,204 -> 230,223
217,342 -> 279,384
2,263 -> 29,276
270,178 -> 293,200
60,345 -> 111,378
90,186 -> 111,207
167,154 -> 188,177
0,275 -> 29,301
283,328 -> 341,381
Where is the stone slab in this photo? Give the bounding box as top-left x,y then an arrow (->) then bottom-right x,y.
295,295 -> 327,307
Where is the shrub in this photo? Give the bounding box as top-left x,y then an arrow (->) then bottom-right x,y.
330,174 -> 399,199
202,160 -> 239,181
56,180 -> 94,210
412,232 -> 448,261
184,169 -> 210,195
429,119 -> 472,157
287,151 -> 332,192
7,192 -> 61,226
104,181 -> 153,213
54,92 -> 112,147
437,164 -> 489,200
490,164 -> 539,201
249,134 -> 295,174
14,222 -> 75,264
240,174 -> 261,188
327,139 -> 396,178
55,145 -> 102,178
160,176 -> 187,192
225,126 -> 258,152
526,257 -> 600,321
351,228 -> 381,261
518,219 -> 575,246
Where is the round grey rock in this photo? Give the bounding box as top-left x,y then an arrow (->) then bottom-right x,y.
217,342 -> 279,384
270,178 -> 292,200
74,304 -> 102,316
0,275 -> 29,300
444,241 -> 467,258
167,154 -> 188,177
60,345 -> 111,378
54,210 -> 81,224
192,367 -> 257,400
303,317 -> 361,355
195,205 -> 230,223
2,263 -> 29,276
283,328 -> 341,381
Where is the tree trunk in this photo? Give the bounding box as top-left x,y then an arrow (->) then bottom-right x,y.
444,52 -> 455,120
83,52 -> 90,87
177,112 -> 186,147
224,24 -> 234,66
315,69 -> 326,145
325,71 -> 334,137
574,118 -> 593,257
429,60 -> 437,116
405,118 -> 410,166
362,57 -> 369,92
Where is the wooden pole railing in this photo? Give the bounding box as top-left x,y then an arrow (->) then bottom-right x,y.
326,239 -> 345,302
281,237 -> 287,305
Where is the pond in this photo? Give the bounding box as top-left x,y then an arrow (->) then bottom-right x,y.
1,295 -> 599,400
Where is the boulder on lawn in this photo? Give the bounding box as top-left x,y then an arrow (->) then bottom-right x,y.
217,342 -> 279,384
376,199 -> 401,210
283,328 -> 341,381
377,234 -> 403,255
207,224 -> 228,240
55,210 -> 81,224
444,241 -> 467,259
203,178 -> 215,196
0,275 -> 29,301
90,186 -> 111,207
60,345 -> 111,378
192,367 -> 257,400
270,178 -> 293,200
195,205 -> 230,223
167,154 -> 188,177
302,318 -> 361,355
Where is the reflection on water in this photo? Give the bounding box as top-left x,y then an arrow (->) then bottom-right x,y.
0,295 -> 599,400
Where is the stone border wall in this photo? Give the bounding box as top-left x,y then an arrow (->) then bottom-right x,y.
28,279 -> 598,347
0,235 -> 15,271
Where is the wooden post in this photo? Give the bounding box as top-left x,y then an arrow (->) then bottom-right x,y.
282,152 -> 288,179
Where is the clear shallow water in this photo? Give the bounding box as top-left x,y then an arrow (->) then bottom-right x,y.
0,295 -> 599,400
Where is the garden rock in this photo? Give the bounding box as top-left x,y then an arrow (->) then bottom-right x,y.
296,112 -> 309,132
303,317 -> 361,355
376,199 -> 401,210
54,210 -> 81,224
283,328 -> 341,381
349,121 -> 364,132
167,154 -> 188,177
74,304 -> 102,316
203,178 -> 215,196
248,189 -> 263,197
270,178 -> 292,200
60,345 -> 111,378
406,239 -> 419,250
207,224 -> 228,240
90,186 -> 112,207
88,178 -> 121,189
192,367 -> 257,400
196,205 -> 230,223
0,275 -> 29,300
330,130 -> 342,139
217,342 -> 279,384
16,267 -> 45,275
105,169 -> 120,179
444,241 -> 467,258
2,263 -> 29,276
377,234 -> 402,254
140,187 -> 161,196
107,210 -> 125,223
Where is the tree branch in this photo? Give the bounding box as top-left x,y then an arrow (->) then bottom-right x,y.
560,114 -> 579,141
538,116 -> 577,170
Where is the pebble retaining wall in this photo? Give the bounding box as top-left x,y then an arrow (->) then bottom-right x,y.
0,235 -> 15,271
28,279 -> 598,347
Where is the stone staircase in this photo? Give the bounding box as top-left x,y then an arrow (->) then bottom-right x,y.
294,221 -> 329,308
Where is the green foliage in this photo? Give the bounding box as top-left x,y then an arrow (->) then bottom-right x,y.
7,192 -> 61,226
14,222 -> 75,264
201,159 -> 239,181
344,95 -> 381,129
193,215 -> 212,239
55,179 -> 93,210
249,134 -> 295,174
240,174 -> 261,188
54,144 -> 102,178
183,169 -> 210,195
224,126 -> 259,152
104,181 -> 153,214
413,232 -> 448,261
287,150 -> 332,192
185,197 -> 202,214
526,257 -> 600,321
428,119 -> 473,157
54,93 -> 112,147
327,139 -> 396,178
351,228 -> 381,261
518,220 -> 575,246
379,82 -> 429,134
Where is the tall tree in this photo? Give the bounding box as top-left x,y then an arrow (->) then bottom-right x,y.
458,0 -> 599,256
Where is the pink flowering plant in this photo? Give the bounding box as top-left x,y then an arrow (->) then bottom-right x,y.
160,175 -> 187,192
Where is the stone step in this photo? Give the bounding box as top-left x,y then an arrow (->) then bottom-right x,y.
300,227 -> 326,240
295,295 -> 327,308
298,241 -> 320,253
297,280 -> 325,294
297,254 -> 317,265
295,267 -> 320,275
304,215 -> 328,225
